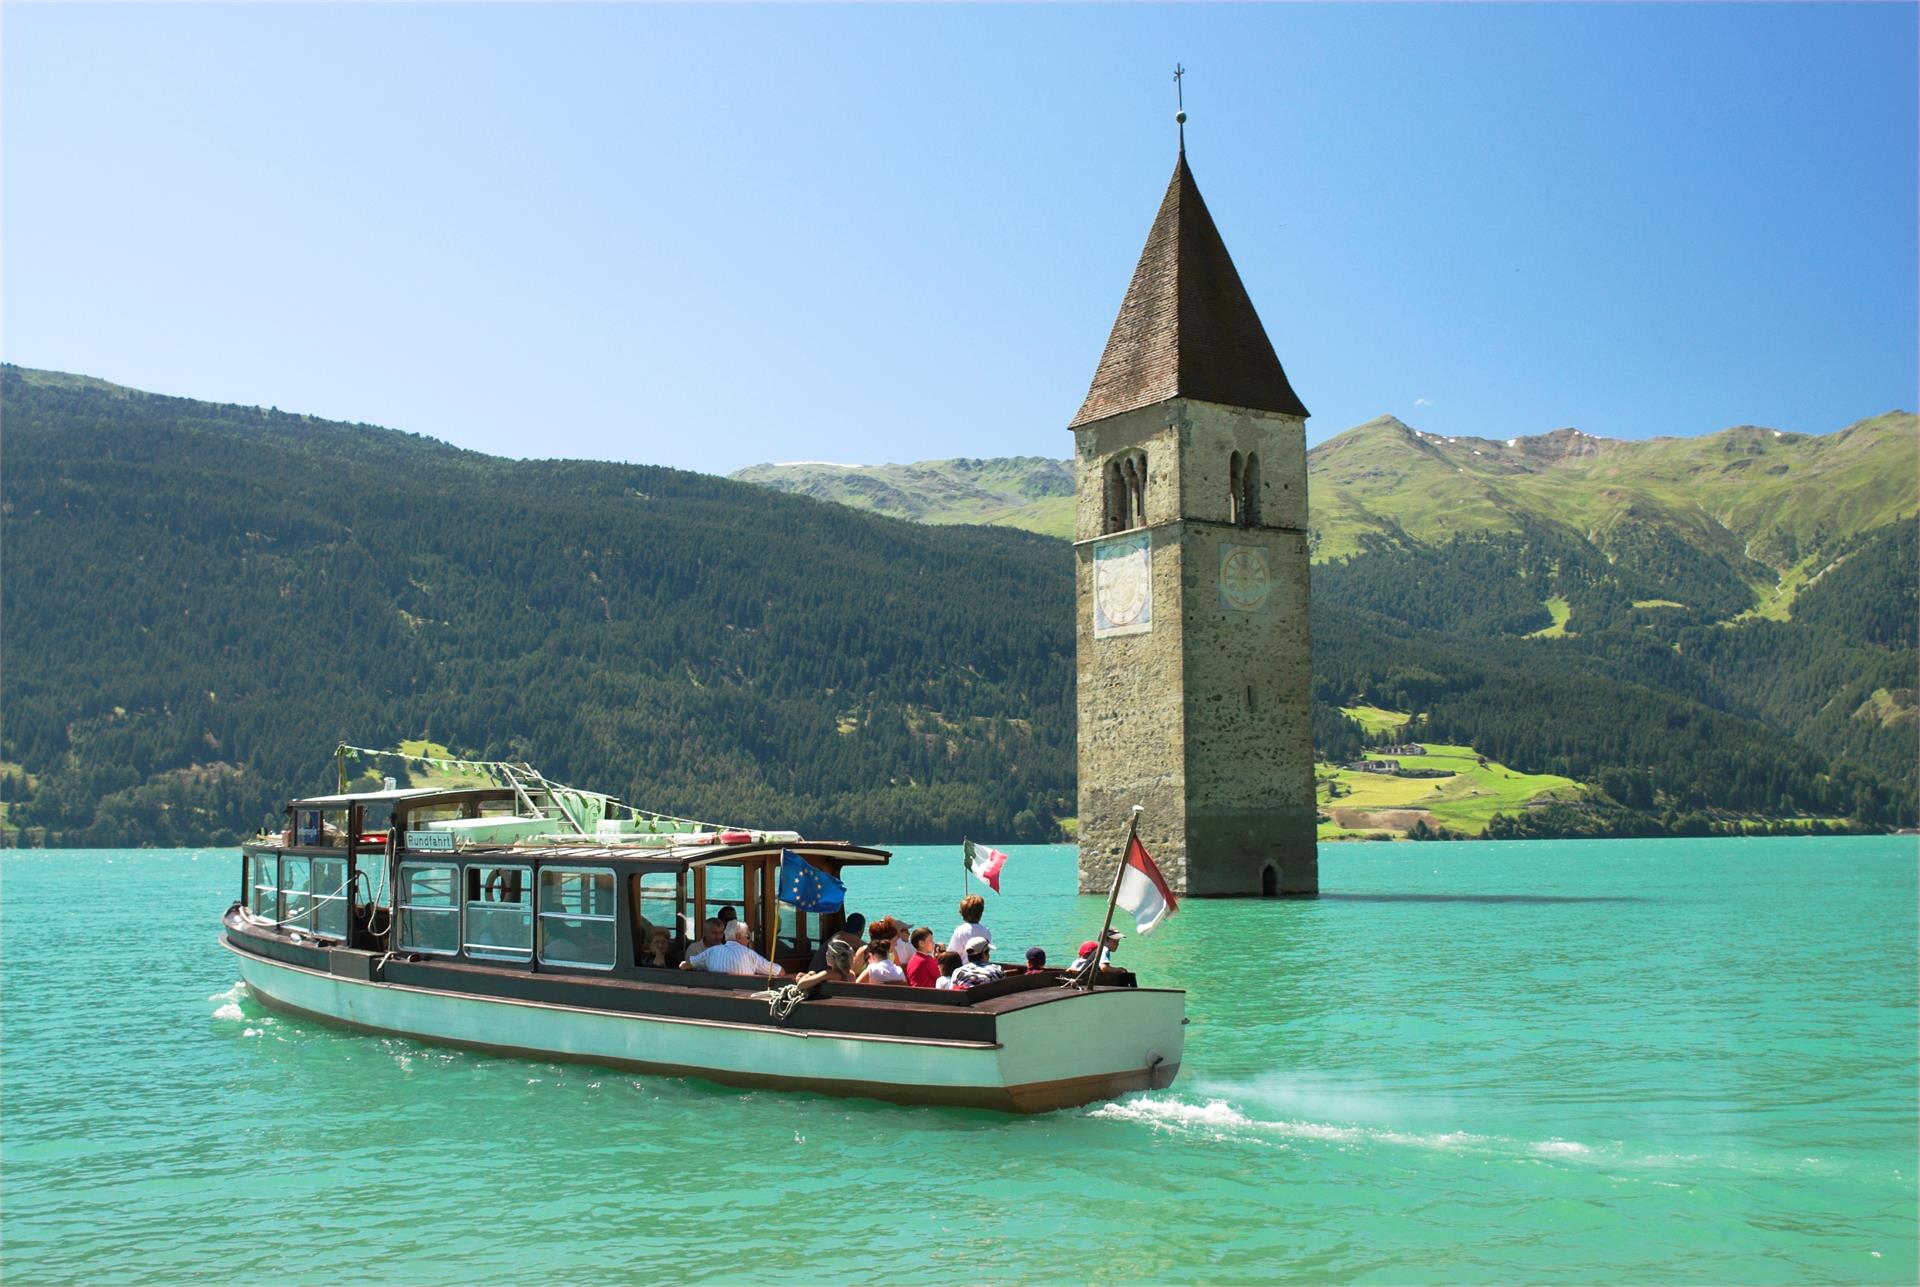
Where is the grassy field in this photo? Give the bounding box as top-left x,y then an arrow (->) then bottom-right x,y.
357,739 -> 504,789
980,494 -> 1074,539
1526,596 -> 1573,638
1318,739 -> 1584,840
1343,704 -> 1413,734
1737,552 -> 1827,623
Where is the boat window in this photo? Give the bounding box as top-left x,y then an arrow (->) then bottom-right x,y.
397,862 -> 460,955
701,863 -> 746,932
295,809 -> 325,846
538,867 -> 616,970
465,864 -> 533,960
776,901 -> 805,957
631,872 -> 681,963
311,856 -> 350,939
251,853 -> 279,919
281,857 -> 313,930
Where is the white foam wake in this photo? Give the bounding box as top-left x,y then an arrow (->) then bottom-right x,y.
1090,1097 -> 1255,1134
209,981 -> 249,1022
1091,1089 -> 1598,1163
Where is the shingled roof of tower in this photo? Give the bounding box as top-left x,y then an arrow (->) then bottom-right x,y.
1071,149 -> 1309,427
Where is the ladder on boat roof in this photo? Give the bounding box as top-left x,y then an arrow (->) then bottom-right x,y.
332,742 -> 746,837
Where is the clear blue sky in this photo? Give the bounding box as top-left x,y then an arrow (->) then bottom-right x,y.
4,4 -> 1914,472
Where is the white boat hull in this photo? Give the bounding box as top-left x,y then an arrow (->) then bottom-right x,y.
227,941 -> 1183,1112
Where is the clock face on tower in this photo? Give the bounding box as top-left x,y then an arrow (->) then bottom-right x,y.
1093,532 -> 1153,637
1219,543 -> 1272,612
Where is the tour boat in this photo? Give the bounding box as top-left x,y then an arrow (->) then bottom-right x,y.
221,769 -> 1185,1112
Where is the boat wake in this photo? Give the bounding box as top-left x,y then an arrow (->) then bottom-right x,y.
208,981 -> 267,1036
208,981 -> 249,1022
1088,1078 -> 1598,1163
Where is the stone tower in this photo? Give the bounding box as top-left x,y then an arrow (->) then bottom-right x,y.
1071,142 -> 1317,898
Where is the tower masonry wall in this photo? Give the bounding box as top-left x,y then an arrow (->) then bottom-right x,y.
1175,403 -> 1308,531
1071,404 -> 1181,540
1073,398 -> 1317,897
1073,404 -> 1189,893
1073,524 -> 1192,896
1179,522 -> 1317,896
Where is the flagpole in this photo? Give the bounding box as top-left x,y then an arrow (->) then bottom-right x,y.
1077,805 -> 1140,991
961,837 -> 971,899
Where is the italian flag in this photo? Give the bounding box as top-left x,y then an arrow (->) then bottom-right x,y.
963,838 -> 1008,893
1116,832 -> 1178,934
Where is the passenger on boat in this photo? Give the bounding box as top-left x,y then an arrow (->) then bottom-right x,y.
854,917 -> 908,974
856,932 -> 907,985
1025,946 -> 1047,971
905,927 -> 942,988
823,938 -> 857,981
951,938 -> 1003,990
933,951 -> 962,990
808,912 -> 865,971
876,917 -> 914,966
790,939 -> 856,995
683,920 -> 785,977
946,895 -> 992,957
641,928 -> 673,968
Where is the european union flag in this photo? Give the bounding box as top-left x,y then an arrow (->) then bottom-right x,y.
777,850 -> 845,913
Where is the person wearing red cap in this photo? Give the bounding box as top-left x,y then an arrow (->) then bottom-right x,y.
1073,930 -> 1123,971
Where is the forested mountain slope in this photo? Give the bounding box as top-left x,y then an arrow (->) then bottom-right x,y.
2,366 -> 1077,844
3,366 -> 1912,844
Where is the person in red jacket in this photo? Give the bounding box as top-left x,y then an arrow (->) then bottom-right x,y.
905,926 -> 942,988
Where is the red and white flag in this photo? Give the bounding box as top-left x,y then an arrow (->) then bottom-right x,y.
1116,832 -> 1178,934
963,838 -> 1008,893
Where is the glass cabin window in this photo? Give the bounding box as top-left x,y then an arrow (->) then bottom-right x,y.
281,856 -> 313,930
397,862 -> 460,955
631,872 -> 682,965
701,864 -> 746,935
465,864 -> 534,960
311,856 -> 350,939
251,853 -> 279,919
295,809 -> 325,846
539,867 -> 616,969
776,901 -> 805,957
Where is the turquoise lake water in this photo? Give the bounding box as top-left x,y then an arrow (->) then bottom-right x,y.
2,836 -> 1915,1284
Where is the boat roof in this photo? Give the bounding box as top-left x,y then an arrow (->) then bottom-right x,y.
290,787 -> 446,807
454,841 -> 893,868
291,785 -> 565,811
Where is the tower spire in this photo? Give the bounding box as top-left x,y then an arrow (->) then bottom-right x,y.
1069,134 -> 1308,428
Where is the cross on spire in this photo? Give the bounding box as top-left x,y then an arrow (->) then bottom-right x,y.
1173,63 -> 1188,151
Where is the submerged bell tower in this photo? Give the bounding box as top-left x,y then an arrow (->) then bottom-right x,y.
1070,116 -> 1317,898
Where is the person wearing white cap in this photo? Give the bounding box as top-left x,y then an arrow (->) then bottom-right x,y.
951,936 -> 1003,990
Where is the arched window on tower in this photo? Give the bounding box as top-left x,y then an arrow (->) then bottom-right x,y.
1239,452 -> 1261,526
1229,452 -> 1245,524
1105,450 -> 1148,532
